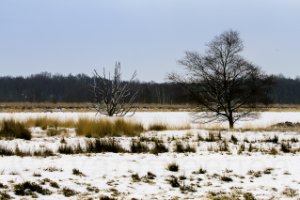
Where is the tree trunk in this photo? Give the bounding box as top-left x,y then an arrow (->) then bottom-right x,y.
229,120 -> 234,129
228,112 -> 234,129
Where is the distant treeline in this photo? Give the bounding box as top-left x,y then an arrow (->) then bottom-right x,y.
0,72 -> 299,104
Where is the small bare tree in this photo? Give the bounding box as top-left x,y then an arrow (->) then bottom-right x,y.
169,30 -> 273,128
93,62 -> 138,116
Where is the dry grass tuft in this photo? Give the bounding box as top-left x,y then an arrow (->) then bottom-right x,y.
24,117 -> 75,130
0,120 -> 31,140
76,118 -> 144,137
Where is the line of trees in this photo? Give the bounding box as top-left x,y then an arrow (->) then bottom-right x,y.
0,72 -> 299,104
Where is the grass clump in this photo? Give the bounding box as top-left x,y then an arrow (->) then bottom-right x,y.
14,181 -> 52,196
265,135 -> 279,143
58,139 -> 126,154
72,168 -> 85,177
131,173 -> 141,182
0,145 -> 14,156
0,144 -> 54,157
174,142 -> 196,153
194,167 -> 207,174
281,142 -> 292,153
58,143 -> 83,154
0,191 -> 11,199
62,187 -> 77,197
220,176 -> 233,182
282,187 -> 298,197
167,162 -> 179,172
168,175 -> 180,187
85,139 -> 126,153
151,140 -> 168,154
130,140 -> 150,153
148,123 -> 168,131
76,118 -> 144,137
25,117 -> 75,130
0,120 -> 31,140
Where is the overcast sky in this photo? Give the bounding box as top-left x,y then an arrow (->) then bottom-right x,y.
0,0 -> 299,82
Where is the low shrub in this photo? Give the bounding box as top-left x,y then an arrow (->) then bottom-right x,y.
0,120 -> 31,140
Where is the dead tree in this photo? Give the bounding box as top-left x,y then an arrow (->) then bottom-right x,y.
169,30 -> 273,128
93,62 -> 138,116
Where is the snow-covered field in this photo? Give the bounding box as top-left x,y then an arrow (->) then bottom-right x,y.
1,112 -> 300,199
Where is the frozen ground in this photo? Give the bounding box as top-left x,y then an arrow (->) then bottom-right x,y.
0,112 -> 300,199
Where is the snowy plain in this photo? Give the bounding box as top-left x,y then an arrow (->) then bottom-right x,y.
0,112 -> 300,199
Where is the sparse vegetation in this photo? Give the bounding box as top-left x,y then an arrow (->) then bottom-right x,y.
130,140 -> 150,153
0,144 -> 54,157
24,117 -> 75,130
151,140 -> 169,154
14,181 -> 52,196
282,187 -> 298,197
281,142 -> 292,153
85,138 -> 127,153
174,141 -> 196,153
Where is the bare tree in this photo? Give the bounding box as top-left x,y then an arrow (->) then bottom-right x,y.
93,62 -> 138,116
169,30 -> 272,128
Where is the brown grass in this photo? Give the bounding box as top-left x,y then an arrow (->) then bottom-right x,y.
76,118 -> 144,137
148,122 -> 191,131
24,117 -> 75,129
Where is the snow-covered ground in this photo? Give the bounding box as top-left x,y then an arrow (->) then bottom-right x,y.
1,112 -> 300,199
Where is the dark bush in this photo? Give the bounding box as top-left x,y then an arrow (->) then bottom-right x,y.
0,120 -> 31,140
14,182 -> 52,196
130,140 -> 150,153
